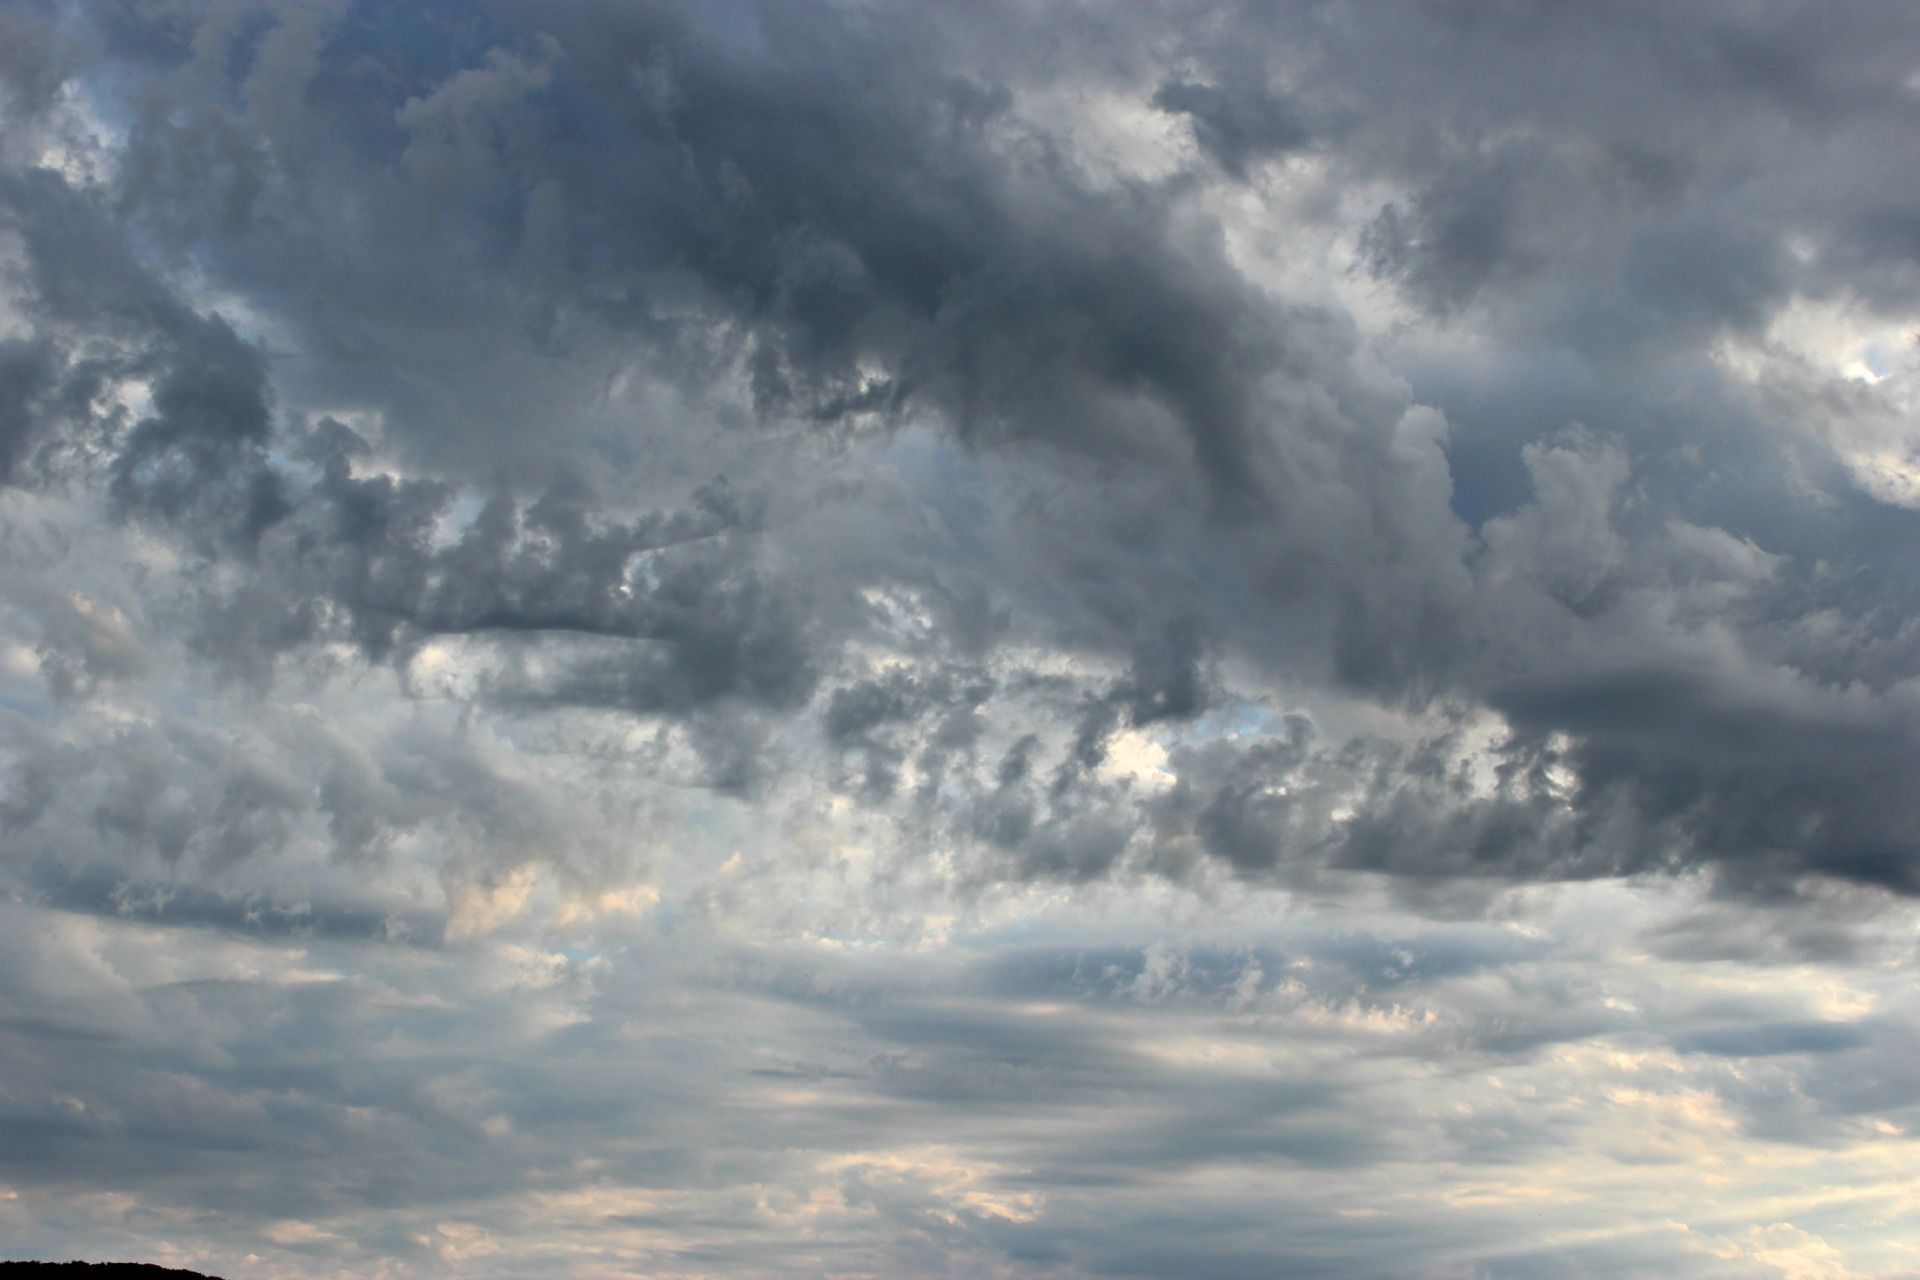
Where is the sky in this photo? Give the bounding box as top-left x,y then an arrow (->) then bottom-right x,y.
2,1 -> 1920,1277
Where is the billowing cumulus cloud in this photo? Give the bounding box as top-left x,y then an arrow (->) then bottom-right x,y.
3,2 -> 1920,1276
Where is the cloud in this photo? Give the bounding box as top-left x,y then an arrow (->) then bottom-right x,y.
5,1 -> 1920,1276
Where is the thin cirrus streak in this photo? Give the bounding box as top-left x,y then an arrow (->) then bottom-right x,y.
1,2 -> 1919,1277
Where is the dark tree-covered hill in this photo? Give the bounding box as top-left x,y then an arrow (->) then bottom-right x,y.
1,1265 -> 225,1280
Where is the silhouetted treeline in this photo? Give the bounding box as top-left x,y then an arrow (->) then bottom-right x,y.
1,1265 -> 225,1280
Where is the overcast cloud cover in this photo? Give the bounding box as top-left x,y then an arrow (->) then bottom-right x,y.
3,1 -> 1920,1276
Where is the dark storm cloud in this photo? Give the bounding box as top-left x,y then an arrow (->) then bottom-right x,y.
0,337 -> 58,483
1490,663 -> 1920,894
1299,0 -> 1920,313
2,0 -> 1917,908
0,167 -> 816,807
1,0 -> 1427,859
0,6 -> 70,120
1152,77 -> 1311,180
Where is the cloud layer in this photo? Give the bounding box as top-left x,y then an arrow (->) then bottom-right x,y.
3,2 -> 1920,1276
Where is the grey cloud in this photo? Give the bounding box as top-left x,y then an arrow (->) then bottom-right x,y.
1674,1020 -> 1873,1058
1153,77 -> 1311,179
2,0 -> 1912,905
5,3 -> 1920,1276
1360,139 -> 1550,316
1490,663 -> 1920,894
0,337 -> 58,483
0,7 -> 69,120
